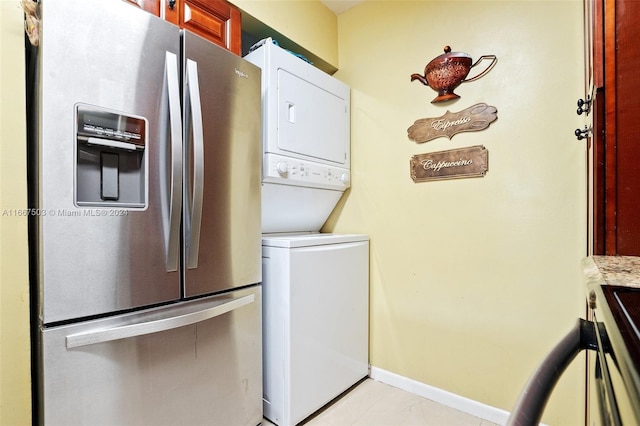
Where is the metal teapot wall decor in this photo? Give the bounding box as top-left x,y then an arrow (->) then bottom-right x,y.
411,46 -> 497,103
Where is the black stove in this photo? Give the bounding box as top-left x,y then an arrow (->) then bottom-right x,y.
592,285 -> 640,425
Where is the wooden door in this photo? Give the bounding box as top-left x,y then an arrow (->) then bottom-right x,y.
587,0 -> 640,256
584,0 -> 605,255
606,0 -> 640,255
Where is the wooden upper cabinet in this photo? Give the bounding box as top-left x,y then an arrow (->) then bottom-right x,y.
165,0 -> 241,55
122,0 -> 242,55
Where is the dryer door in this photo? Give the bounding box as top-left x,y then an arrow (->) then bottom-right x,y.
276,68 -> 349,166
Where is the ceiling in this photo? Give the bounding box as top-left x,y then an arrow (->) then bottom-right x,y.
320,0 -> 364,14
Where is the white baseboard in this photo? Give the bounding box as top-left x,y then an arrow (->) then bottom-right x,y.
368,366 -> 511,426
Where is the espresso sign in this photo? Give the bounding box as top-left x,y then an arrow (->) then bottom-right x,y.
407,103 -> 497,143
410,145 -> 488,182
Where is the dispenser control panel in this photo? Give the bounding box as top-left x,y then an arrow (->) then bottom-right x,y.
75,104 -> 148,208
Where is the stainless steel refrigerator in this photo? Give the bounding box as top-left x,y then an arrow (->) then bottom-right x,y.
28,1 -> 262,424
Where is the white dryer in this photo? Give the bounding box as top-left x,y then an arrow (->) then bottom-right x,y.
245,38 -> 351,233
261,233 -> 369,426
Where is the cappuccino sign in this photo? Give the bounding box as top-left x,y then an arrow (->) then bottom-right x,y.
410,145 -> 488,182
407,103 -> 497,143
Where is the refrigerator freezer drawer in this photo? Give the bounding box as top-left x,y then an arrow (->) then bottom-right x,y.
39,286 -> 262,426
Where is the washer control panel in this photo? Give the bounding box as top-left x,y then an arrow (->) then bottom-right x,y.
263,154 -> 350,191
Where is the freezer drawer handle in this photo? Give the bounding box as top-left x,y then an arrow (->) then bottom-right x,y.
65,294 -> 254,349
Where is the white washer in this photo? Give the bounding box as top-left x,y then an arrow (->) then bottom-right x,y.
261,233 -> 369,426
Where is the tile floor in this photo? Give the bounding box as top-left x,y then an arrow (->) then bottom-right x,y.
262,378 -> 500,426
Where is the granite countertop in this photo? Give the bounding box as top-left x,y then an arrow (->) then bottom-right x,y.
583,255 -> 640,289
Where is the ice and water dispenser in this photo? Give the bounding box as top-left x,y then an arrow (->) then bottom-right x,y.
75,104 -> 148,208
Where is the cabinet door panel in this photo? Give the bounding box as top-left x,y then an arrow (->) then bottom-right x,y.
162,0 -> 241,55
181,0 -> 241,55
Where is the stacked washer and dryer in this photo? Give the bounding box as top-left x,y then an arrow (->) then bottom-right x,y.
245,39 -> 369,426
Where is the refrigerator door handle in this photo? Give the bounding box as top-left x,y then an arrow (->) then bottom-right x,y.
185,58 -> 204,269
165,51 -> 183,272
65,294 -> 255,349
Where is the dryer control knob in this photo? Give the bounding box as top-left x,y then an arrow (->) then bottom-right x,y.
340,172 -> 350,185
276,161 -> 288,176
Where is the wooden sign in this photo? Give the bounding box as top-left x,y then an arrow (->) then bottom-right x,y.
410,145 -> 488,182
407,103 -> 497,143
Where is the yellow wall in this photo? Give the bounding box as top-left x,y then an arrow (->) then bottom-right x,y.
325,1 -> 586,424
0,1 -> 32,424
234,0 -> 339,69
